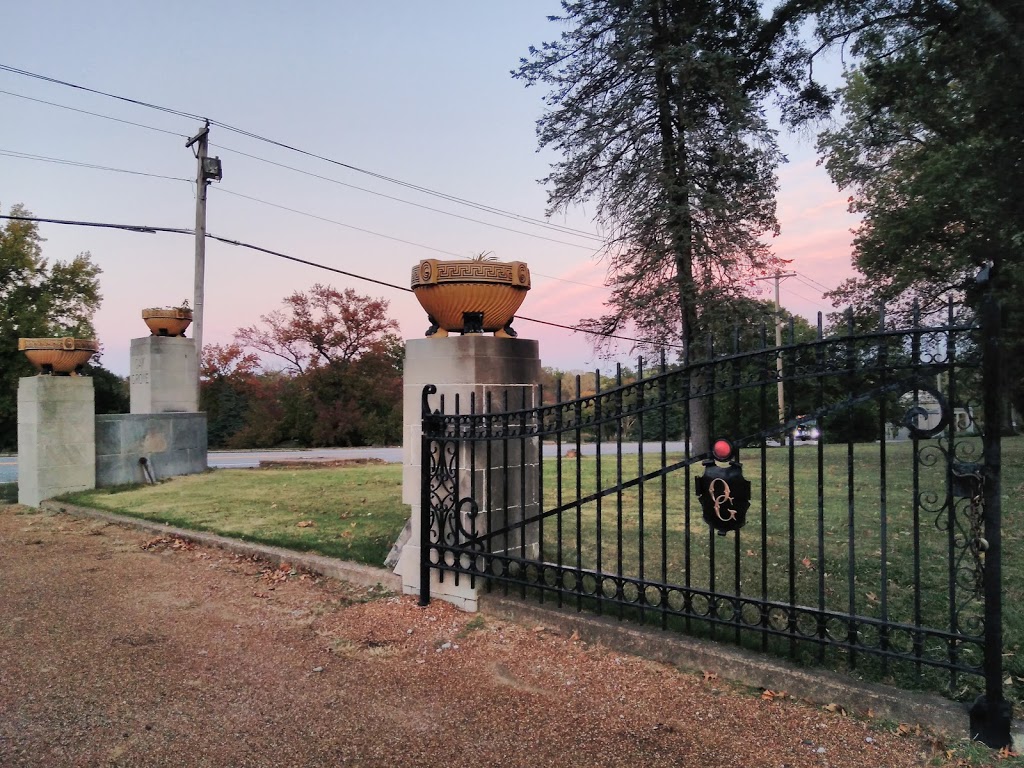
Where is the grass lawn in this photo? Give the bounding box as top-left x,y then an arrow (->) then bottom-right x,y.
61,464 -> 407,567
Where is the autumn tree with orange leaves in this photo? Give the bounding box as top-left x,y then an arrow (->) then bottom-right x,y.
202,285 -> 404,448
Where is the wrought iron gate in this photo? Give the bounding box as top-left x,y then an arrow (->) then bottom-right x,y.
419,295 -> 1011,745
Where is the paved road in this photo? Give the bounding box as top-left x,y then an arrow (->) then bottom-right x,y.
0,456 -> 15,484
0,442 -> 700,485
0,448 -> 402,484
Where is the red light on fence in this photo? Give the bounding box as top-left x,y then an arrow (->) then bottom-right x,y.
712,439 -> 734,462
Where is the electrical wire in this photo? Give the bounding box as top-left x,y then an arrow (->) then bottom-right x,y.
212,142 -> 604,247
215,187 -> 463,258
208,233 -> 665,346
0,64 -> 203,122
783,284 -> 833,311
0,213 -> 672,349
215,187 -> 610,290
0,149 -> 192,183
0,88 -> 188,138
0,214 -> 191,235
0,64 -> 603,241
0,144 -> 610,290
794,272 -> 835,294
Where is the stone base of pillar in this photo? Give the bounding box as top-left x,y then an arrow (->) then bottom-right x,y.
18,376 -> 96,507
394,336 -> 543,611
130,336 -> 198,414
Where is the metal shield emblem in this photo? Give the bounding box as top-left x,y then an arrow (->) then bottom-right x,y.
695,462 -> 751,535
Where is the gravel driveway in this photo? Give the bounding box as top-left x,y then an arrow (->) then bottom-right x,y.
0,507 -> 953,767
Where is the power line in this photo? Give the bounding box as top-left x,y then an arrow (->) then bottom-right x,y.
213,142 -> 604,247
206,232 -> 412,294
0,64 -> 203,122
516,316 -> 683,349
0,148 -> 192,183
0,63 -> 603,241
0,214 -> 191,235
0,213 -> 672,350
2,142 -> 611,289
215,187 -> 463,258
794,272 -> 835,294
207,122 -> 602,240
2,80 -> 604,248
783,285 -> 833,311
207,234 -> 669,347
0,88 -> 188,138
217,187 -> 610,290
0,144 -> 609,289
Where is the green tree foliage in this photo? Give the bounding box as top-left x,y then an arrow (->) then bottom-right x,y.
0,206 -> 105,449
82,363 -> 130,416
774,0 -> 1024,421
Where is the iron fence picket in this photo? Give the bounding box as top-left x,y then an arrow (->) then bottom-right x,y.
417,301 -> 1008,744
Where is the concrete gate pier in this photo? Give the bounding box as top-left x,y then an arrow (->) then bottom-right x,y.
17,376 -> 96,507
130,336 -> 199,414
393,336 -> 542,611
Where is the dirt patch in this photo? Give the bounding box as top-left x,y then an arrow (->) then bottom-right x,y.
0,505 -> 969,767
257,457 -> 390,469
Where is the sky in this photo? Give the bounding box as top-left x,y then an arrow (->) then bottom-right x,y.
1,1 -> 858,377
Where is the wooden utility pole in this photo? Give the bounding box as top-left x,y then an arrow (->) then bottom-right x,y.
185,121 -> 221,401
755,272 -> 796,425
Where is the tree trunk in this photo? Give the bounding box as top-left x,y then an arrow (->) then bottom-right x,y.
651,0 -> 710,455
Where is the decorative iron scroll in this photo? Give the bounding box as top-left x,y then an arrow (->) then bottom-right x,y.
902,385 -> 950,439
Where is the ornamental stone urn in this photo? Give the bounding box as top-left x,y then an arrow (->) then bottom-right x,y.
18,337 -> 99,375
141,302 -> 193,337
410,256 -> 531,337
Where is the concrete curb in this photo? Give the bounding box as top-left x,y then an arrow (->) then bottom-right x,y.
38,500 -> 401,593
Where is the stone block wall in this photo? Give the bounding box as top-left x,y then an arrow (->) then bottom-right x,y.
95,413 -> 207,486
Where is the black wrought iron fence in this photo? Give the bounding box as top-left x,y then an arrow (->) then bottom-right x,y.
419,296 -> 1010,745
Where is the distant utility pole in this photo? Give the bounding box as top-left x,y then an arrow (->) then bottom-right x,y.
755,272 -> 796,425
185,121 -> 222,401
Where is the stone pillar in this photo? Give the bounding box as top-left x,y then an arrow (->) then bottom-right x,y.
17,376 -> 96,507
130,337 -> 198,414
394,336 -> 542,611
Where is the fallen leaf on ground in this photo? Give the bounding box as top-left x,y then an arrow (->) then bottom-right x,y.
822,703 -> 847,715
761,689 -> 786,701
296,520 -> 315,528
703,670 -> 718,682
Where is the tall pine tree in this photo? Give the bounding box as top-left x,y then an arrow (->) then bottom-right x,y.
516,0 -> 804,447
